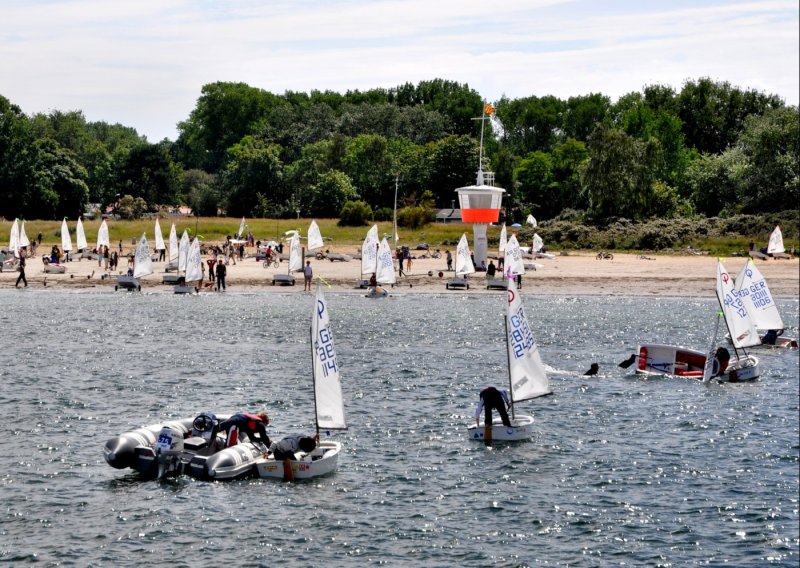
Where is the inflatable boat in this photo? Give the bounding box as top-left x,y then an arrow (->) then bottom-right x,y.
103,413 -> 267,480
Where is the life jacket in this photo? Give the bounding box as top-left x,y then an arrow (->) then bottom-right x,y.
242,413 -> 264,431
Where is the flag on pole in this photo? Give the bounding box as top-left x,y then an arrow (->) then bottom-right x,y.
484,103 -> 495,115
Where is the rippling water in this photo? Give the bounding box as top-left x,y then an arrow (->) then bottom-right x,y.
1,289 -> 797,567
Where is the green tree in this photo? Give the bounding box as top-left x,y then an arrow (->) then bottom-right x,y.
115,142 -> 180,209
217,136 -> 284,217
341,134 -> 393,206
309,170 -> 359,217
0,95 -> 33,218
514,151 -> 556,219
425,135 -> 479,207
581,125 -> 659,220
338,200 -> 373,226
26,138 -> 89,219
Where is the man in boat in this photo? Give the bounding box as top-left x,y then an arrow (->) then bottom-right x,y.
269,434 -> 318,460
219,412 -> 271,448
475,386 -> 511,429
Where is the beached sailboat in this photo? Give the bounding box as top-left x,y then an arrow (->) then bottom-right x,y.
96,219 -> 110,253
733,260 -> 797,348
116,234 -> 151,291
633,260 -> 760,382
154,218 -> 166,260
467,272 -> 552,442
767,225 -> 790,258
308,220 -> 324,252
255,284 -> 346,480
366,237 -> 395,298
273,231 -> 300,285
18,221 -> 30,251
360,224 -> 379,284
446,234 -> 474,289
61,218 -> 72,260
76,217 -> 89,257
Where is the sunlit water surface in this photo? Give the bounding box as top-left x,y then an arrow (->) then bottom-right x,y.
1,289 -> 797,567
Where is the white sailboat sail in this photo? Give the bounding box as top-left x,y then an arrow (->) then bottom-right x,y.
767,225 -> 785,254
133,234 -> 153,278
376,237 -> 396,285
312,286 -> 347,431
499,223 -> 507,253
307,220 -> 324,251
735,260 -> 783,330
184,237 -> 204,283
9,219 -> 19,257
61,218 -> 72,252
455,234 -> 475,277
76,217 -> 88,250
361,224 -> 379,275
716,260 -> 760,348
532,233 -> 544,253
288,232 -> 302,273
526,214 -> 537,228
154,218 -> 165,252
178,230 -> 190,273
96,219 -> 110,249
506,274 -> 551,402
238,217 -> 246,239
505,234 -> 525,276
19,221 -> 29,248
168,224 -> 179,263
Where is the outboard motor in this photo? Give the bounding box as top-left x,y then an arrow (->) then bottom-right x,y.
186,412 -> 220,455
155,425 -> 185,479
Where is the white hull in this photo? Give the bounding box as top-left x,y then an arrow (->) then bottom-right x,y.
255,440 -> 341,480
467,415 -> 535,441
634,343 -> 760,382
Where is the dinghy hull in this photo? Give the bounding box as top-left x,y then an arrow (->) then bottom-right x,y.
467,415 -> 535,441
634,344 -> 760,382
255,441 -> 341,480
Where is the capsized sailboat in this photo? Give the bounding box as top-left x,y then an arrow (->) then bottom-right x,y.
733,260 -> 797,348
467,272 -> 552,441
256,284 -> 346,479
633,260 -> 760,382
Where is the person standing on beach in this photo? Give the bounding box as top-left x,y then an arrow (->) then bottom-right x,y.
206,258 -> 216,281
303,260 -> 313,291
446,250 -> 453,271
15,249 -> 28,288
215,260 -> 227,291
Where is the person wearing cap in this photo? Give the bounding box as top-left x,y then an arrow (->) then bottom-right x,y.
219,412 -> 271,448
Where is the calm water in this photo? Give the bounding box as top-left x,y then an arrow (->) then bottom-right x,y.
0,289 -> 797,567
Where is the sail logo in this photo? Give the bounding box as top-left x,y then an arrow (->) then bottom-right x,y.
315,327 -> 338,377
509,310 -> 535,358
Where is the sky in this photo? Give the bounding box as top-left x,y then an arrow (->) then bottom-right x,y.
2,0 -> 798,142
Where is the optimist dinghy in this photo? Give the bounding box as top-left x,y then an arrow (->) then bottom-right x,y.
255,283 -> 347,480
467,272 -> 552,442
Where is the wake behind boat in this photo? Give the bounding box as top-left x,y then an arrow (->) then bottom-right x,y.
467,273 -> 552,442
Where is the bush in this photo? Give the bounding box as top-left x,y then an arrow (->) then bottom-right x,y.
338,200 -> 373,226
397,206 -> 435,229
374,207 -> 393,222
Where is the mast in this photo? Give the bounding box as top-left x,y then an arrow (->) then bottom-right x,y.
393,174 -> 399,250
504,313 -> 516,421
310,289 -> 320,437
716,289 -> 745,361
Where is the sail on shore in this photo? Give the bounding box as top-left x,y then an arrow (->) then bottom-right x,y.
184,238 -> 203,283
767,225 -> 785,254
61,219 -> 72,252
76,218 -> 88,250
19,222 -> 29,247
506,276 -> 551,402
168,224 -> 179,263
9,219 -> 19,257
308,220 -> 324,251
455,234 -> 475,277
96,219 -> 110,249
312,286 -> 347,431
133,234 -> 153,278
505,235 -> 525,276
154,218 -> 165,251
499,223 -> 507,253
178,230 -> 190,273
361,224 -> 379,275
288,232 -> 302,272
376,237 -> 396,284
735,260 -> 783,330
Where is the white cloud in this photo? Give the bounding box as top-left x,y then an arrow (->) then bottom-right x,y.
0,0 -> 796,141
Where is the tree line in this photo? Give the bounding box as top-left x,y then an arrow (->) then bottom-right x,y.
0,78 -> 796,226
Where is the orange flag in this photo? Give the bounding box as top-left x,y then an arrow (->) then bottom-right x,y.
484,102 -> 495,115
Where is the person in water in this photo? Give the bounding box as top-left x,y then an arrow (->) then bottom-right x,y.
219,412 -> 271,447
269,434 -> 318,460
475,386 -> 511,429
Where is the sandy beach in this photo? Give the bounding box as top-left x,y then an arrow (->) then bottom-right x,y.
2,246 -> 798,298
